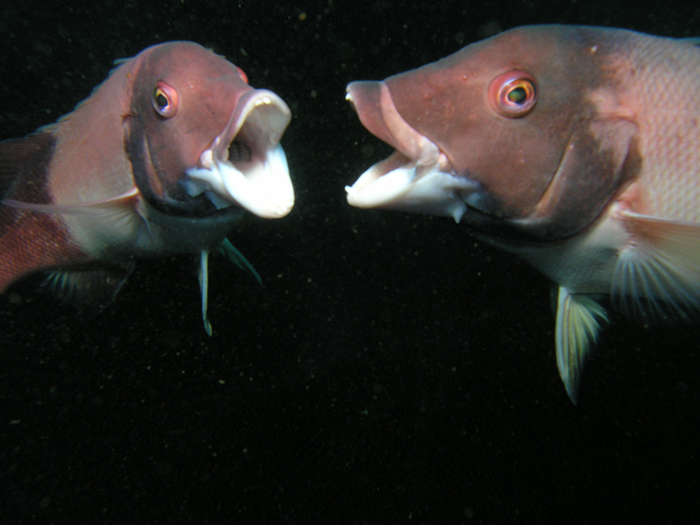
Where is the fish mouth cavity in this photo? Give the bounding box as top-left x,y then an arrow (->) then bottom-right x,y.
344,81 -> 480,223
185,89 -> 295,219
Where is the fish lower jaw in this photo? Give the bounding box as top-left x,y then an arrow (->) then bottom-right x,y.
186,144 -> 294,219
345,150 -> 479,222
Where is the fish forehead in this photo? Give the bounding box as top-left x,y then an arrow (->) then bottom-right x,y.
384,25 -> 628,148
387,25 -> 632,93
134,41 -> 250,115
140,41 -> 242,81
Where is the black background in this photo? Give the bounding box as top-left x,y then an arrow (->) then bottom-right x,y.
1,1 -> 699,523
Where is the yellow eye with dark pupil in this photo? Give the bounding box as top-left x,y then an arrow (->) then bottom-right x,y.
155,91 -> 169,110
507,86 -> 528,105
151,82 -> 178,118
488,70 -> 537,118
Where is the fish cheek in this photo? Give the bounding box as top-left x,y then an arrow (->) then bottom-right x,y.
144,112 -> 208,197
513,117 -> 640,240
124,121 -> 164,200
125,118 -> 211,216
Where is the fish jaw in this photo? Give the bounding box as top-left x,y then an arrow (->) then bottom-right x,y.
186,89 -> 294,219
344,81 -> 480,223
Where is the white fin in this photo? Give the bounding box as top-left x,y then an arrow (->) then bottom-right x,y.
555,287 -> 608,405
613,212 -> 700,324
2,187 -> 141,213
199,249 -> 213,337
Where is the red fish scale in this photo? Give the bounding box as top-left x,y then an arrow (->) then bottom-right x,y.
0,206 -> 88,291
629,34 -> 700,222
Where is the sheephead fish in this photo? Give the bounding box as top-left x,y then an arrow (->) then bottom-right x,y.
0,41 -> 294,335
345,25 -> 700,403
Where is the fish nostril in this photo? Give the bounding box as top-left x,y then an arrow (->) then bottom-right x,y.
227,141 -> 253,163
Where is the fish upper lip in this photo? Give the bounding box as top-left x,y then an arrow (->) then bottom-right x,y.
201,89 -> 291,170
346,81 -> 441,166
345,82 -> 453,191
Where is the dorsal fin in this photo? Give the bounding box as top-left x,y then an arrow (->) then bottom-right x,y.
678,37 -> 700,46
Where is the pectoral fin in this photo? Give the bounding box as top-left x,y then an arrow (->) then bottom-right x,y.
555,287 -> 608,404
197,238 -> 262,336
217,238 -> 262,286
613,212 -> 700,323
2,187 -> 154,252
2,187 -> 141,214
44,263 -> 135,318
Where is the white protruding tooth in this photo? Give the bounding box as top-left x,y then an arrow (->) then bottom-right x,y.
199,149 -> 215,170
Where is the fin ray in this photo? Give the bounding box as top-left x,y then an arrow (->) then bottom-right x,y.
2,187 -> 140,214
199,249 -> 213,336
217,238 -> 262,286
44,263 -> 135,318
613,212 -> 700,323
555,287 -> 608,404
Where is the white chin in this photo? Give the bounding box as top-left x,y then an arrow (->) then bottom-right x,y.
187,144 -> 294,219
345,151 -> 478,223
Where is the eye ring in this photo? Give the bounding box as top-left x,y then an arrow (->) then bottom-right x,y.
152,81 -> 179,118
488,70 -> 538,118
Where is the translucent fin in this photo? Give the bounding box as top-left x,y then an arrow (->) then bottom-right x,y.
613,212 -> 700,324
555,287 -> 608,405
197,239 -> 261,336
199,249 -> 213,337
216,238 -> 262,286
44,263 -> 135,318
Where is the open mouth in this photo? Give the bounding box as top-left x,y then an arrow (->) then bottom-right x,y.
344,81 -> 479,223
186,89 -> 294,219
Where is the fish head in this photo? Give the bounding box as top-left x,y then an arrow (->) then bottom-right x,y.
346,25 -> 641,241
127,41 -> 294,219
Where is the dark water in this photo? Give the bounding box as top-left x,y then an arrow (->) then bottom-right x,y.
1,1 -> 699,523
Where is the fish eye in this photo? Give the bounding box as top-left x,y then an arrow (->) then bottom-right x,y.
488,70 -> 537,118
152,81 -> 179,118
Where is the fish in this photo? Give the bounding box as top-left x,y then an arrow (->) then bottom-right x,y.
0,41 -> 294,335
344,25 -> 700,403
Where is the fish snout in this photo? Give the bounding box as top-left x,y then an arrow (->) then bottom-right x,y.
345,81 -> 479,222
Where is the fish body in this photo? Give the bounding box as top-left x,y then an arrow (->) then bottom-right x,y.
0,42 -> 294,329
345,25 -> 700,402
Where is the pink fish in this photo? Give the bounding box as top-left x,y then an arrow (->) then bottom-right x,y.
345,25 -> 700,403
0,41 -> 294,334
